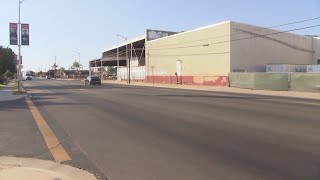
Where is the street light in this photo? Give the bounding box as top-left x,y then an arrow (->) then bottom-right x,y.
117,34 -> 130,84
116,36 -> 119,80
17,0 -> 26,92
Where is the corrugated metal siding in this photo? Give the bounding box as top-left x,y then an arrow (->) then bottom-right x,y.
307,65 -> 320,73
118,66 -> 146,81
266,64 -> 307,73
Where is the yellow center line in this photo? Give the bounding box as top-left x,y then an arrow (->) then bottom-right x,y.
25,96 -> 71,163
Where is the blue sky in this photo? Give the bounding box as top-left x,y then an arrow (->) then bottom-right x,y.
1,0 -> 320,71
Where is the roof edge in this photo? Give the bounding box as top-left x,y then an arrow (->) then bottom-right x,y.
147,20 -> 231,43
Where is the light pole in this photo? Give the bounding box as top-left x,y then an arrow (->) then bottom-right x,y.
17,0 -> 26,92
117,34 -> 129,84
100,59 -> 103,80
116,36 -> 119,80
54,56 -> 57,79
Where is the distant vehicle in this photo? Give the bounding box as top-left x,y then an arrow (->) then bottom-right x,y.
84,75 -> 101,85
22,71 -> 32,80
46,75 -> 51,79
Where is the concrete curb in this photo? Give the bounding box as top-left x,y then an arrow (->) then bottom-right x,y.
0,156 -> 98,180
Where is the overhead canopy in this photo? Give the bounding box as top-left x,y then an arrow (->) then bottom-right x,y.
91,29 -> 178,68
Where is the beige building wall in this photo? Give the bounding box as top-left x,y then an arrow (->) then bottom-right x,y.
146,21 -> 231,77
230,22 -> 314,72
313,37 -> 320,64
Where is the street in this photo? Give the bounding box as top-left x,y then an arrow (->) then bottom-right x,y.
1,78 -> 320,180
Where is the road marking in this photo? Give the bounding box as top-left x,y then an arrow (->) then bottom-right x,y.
25,96 -> 71,163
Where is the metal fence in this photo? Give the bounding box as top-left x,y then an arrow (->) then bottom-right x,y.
290,73 -> 320,92
229,73 -> 320,92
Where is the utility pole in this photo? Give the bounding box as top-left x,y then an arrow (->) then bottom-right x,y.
73,51 -> 81,67
116,36 -> 119,81
129,43 -> 132,84
100,59 -> 103,80
117,35 -> 129,84
54,56 -> 57,79
17,0 -> 25,92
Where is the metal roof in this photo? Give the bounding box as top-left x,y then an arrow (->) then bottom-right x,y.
102,34 -> 146,53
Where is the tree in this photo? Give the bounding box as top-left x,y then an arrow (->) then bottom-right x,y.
0,46 -> 15,76
0,46 -> 15,84
70,61 -> 82,70
3,70 -> 13,78
60,67 -> 65,73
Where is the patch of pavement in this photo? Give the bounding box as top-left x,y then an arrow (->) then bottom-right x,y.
0,91 -> 26,102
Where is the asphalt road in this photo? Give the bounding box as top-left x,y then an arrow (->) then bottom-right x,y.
1,78 -> 320,180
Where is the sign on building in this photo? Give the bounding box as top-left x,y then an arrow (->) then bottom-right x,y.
146,29 -> 178,41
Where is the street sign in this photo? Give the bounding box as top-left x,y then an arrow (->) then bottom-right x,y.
21,24 -> 29,46
9,23 -> 18,45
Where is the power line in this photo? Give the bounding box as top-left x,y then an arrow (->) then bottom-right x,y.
148,17 -> 320,49
148,24 -> 320,51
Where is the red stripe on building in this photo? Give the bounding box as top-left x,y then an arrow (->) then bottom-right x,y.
146,76 -> 228,86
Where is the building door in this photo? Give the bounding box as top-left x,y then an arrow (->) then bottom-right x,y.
176,60 -> 182,84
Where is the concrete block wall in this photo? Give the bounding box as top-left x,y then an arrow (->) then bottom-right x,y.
230,22 -> 314,72
146,21 -> 231,86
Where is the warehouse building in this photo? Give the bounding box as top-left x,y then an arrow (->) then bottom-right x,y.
146,21 -> 320,86
90,30 -> 178,79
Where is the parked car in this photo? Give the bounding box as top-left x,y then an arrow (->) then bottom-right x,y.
84,75 -> 101,85
46,75 -> 51,79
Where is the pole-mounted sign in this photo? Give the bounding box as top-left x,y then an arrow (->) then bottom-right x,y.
9,23 -> 18,45
21,24 -> 29,46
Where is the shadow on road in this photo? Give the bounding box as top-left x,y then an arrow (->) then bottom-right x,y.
24,83 -> 150,91
0,99 -> 28,111
0,96 -> 88,112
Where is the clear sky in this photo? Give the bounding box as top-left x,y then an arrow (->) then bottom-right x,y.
1,0 -> 320,71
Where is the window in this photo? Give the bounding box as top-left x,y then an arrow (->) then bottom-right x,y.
318,59 -> 320,64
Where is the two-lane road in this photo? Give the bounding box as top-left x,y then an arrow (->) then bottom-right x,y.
16,78 -> 320,179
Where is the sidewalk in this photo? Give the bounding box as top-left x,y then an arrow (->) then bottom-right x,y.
0,82 -> 26,102
102,80 -> 320,100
